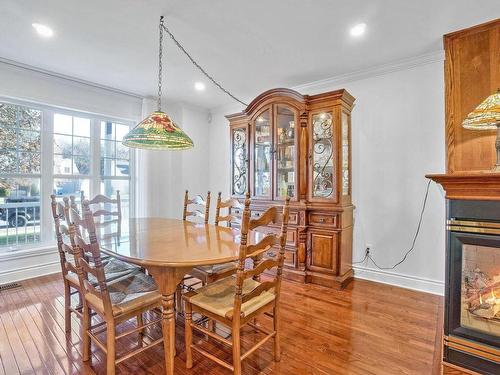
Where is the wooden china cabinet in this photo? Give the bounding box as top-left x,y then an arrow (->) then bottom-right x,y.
226,88 -> 355,288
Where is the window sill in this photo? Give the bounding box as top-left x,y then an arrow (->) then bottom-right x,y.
0,245 -> 58,261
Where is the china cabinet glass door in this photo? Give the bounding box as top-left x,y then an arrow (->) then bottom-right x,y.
253,109 -> 271,198
275,105 -> 296,199
231,127 -> 247,196
311,111 -> 335,199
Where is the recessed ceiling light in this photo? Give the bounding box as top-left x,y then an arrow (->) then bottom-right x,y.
32,23 -> 54,38
350,23 -> 366,37
194,82 -> 206,91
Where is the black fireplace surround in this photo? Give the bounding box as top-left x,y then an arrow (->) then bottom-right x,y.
445,200 -> 500,374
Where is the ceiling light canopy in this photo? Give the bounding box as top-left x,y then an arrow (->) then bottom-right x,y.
32,23 -> 54,38
350,23 -> 366,37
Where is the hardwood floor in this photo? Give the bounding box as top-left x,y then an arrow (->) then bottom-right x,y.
0,273 -> 450,374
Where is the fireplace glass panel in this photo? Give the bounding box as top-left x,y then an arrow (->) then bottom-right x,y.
461,243 -> 500,336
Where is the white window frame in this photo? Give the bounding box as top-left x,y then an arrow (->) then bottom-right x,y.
0,97 -> 135,254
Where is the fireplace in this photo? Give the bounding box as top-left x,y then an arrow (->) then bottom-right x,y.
445,200 -> 500,374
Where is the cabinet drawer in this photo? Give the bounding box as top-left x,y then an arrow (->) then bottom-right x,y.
309,212 -> 338,227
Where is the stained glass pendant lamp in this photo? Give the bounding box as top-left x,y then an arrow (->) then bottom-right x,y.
122,17 -> 193,150
462,89 -> 500,171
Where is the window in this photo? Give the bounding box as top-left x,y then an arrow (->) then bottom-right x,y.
0,99 -> 134,252
0,103 -> 42,247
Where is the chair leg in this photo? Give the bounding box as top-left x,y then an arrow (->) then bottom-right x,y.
137,313 -> 144,346
106,320 -> 116,375
82,305 -> 92,362
273,306 -> 281,362
64,283 -> 71,333
175,284 -> 183,317
232,322 -> 241,375
185,303 -> 193,369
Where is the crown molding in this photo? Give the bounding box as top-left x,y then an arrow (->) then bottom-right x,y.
0,56 -> 144,99
292,50 -> 445,93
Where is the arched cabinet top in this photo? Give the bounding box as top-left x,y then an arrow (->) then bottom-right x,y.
226,87 -> 355,121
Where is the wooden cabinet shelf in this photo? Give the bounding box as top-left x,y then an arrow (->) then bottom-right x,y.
227,88 -> 355,289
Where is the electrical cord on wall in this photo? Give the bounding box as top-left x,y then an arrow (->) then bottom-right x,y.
352,179 -> 432,270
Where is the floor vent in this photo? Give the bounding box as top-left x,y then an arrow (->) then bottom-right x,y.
0,282 -> 22,292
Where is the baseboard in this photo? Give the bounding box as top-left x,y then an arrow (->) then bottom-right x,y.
353,265 -> 444,295
0,248 -> 60,285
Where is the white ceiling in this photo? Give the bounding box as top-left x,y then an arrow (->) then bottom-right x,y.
0,0 -> 499,109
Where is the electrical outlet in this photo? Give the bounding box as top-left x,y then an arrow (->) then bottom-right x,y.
365,243 -> 373,255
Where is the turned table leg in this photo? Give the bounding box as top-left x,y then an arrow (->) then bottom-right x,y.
147,266 -> 192,375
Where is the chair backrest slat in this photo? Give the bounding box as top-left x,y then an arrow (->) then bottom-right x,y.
215,192 -> 243,227
81,191 -> 122,237
183,190 -> 210,224
242,258 -> 279,280
226,194 -> 290,320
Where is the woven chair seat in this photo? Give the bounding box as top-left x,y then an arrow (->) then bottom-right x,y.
85,271 -> 160,316
185,276 -> 275,319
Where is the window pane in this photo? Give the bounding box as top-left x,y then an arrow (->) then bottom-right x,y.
0,178 -> 41,248
116,142 -> 129,160
73,136 -> 90,156
73,156 -> 90,175
115,160 -> 129,176
100,179 -> 130,222
0,124 -> 16,150
101,121 -> 115,140
53,178 -> 90,198
18,109 -> 41,131
18,130 -> 41,152
73,117 -> 91,137
115,123 -> 129,141
54,134 -> 72,155
0,151 -> 17,173
54,154 -> 73,174
101,158 -> 114,176
0,103 -> 18,124
53,114 -> 72,134
19,152 -> 41,174
101,140 -> 115,158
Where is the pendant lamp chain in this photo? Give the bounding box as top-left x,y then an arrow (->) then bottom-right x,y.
159,17 -> 248,107
157,16 -> 164,112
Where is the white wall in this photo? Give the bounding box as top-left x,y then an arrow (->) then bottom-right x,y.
208,56 -> 446,295
136,99 -> 211,219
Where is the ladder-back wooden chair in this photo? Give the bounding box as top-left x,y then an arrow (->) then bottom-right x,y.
69,201 -> 139,274
81,191 -> 122,238
215,192 -> 243,227
51,195 -> 86,333
183,194 -> 290,374
190,192 -> 242,286
51,196 -> 140,333
183,190 -> 210,224
71,200 -> 164,375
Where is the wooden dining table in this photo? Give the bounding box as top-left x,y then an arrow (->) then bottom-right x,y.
97,217 -> 259,375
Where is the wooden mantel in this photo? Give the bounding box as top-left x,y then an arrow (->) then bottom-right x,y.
426,172 -> 500,201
